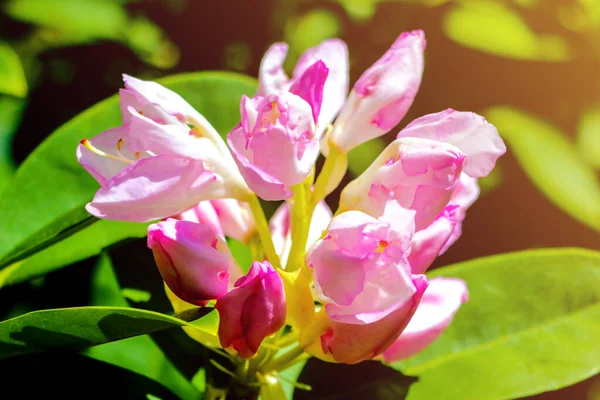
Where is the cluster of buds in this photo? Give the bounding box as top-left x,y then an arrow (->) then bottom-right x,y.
77,29 -> 505,380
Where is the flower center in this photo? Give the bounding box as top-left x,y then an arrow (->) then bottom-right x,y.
80,138 -> 141,164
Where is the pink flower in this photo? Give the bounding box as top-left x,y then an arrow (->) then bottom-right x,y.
215,261 -> 286,358
307,204 -> 418,324
327,30 -> 425,152
340,137 -> 466,230
147,218 -> 243,305
270,200 -> 332,265
78,75 -> 249,222
383,278 -> 468,362
397,109 -> 506,178
175,201 -> 224,239
227,91 -> 319,200
259,39 -> 349,135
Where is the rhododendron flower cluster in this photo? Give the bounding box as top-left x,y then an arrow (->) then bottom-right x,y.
77,29 -> 505,381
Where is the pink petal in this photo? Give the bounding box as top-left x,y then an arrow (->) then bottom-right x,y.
227,125 -> 292,200
383,277 -> 468,362
77,128 -> 131,185
409,206 -> 460,274
320,275 -> 427,364
398,109 -> 506,178
293,39 -> 349,132
289,60 -> 328,124
210,199 -> 255,243
86,155 -> 225,222
176,201 -> 224,239
258,43 -> 290,95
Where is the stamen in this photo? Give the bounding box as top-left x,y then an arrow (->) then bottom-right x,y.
80,139 -> 134,164
135,152 -> 141,160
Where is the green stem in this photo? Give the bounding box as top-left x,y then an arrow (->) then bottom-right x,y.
260,343 -> 307,373
247,194 -> 281,269
286,182 -> 310,272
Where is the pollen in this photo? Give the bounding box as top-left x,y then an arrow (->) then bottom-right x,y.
377,240 -> 388,253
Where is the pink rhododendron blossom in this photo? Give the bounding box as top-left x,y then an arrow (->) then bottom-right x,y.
340,137 -> 465,230
227,91 -> 319,200
147,218 -> 243,305
307,203 -> 418,324
259,39 -> 349,134
270,200 -> 332,265
78,75 -> 249,222
215,261 -> 286,358
383,278 -> 468,362
327,30 -> 425,153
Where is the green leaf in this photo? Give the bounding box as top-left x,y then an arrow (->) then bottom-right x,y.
0,41 -> 28,97
391,248 -> 600,400
4,0 -> 128,40
0,220 -> 147,288
443,1 -> 570,61
0,71 -> 257,270
0,304 -> 214,360
576,106 -> 600,170
0,96 -> 27,193
85,254 -> 202,400
485,106 -> 600,231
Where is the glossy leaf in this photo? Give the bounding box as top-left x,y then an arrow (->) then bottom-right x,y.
0,304 -> 214,360
485,106 -> 600,231
0,72 -> 257,270
0,220 -> 148,288
390,248 -> 600,400
0,41 -> 28,98
443,1 -> 570,61
85,254 -> 202,400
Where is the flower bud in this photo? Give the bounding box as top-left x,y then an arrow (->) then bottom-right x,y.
328,30 -> 425,152
227,92 -> 319,200
215,261 -> 286,358
147,218 -> 242,305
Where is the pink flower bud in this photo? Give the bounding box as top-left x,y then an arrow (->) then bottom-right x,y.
227,92 -> 319,200
397,109 -> 506,178
147,218 -> 242,305
175,201 -> 224,239
383,278 -> 468,362
307,204 -> 417,325
210,199 -> 256,243
329,30 -> 425,152
215,261 -> 286,358
340,137 -> 465,230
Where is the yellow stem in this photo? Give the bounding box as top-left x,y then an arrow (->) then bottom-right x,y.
286,182 -> 310,272
311,143 -> 345,207
247,194 -> 281,269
